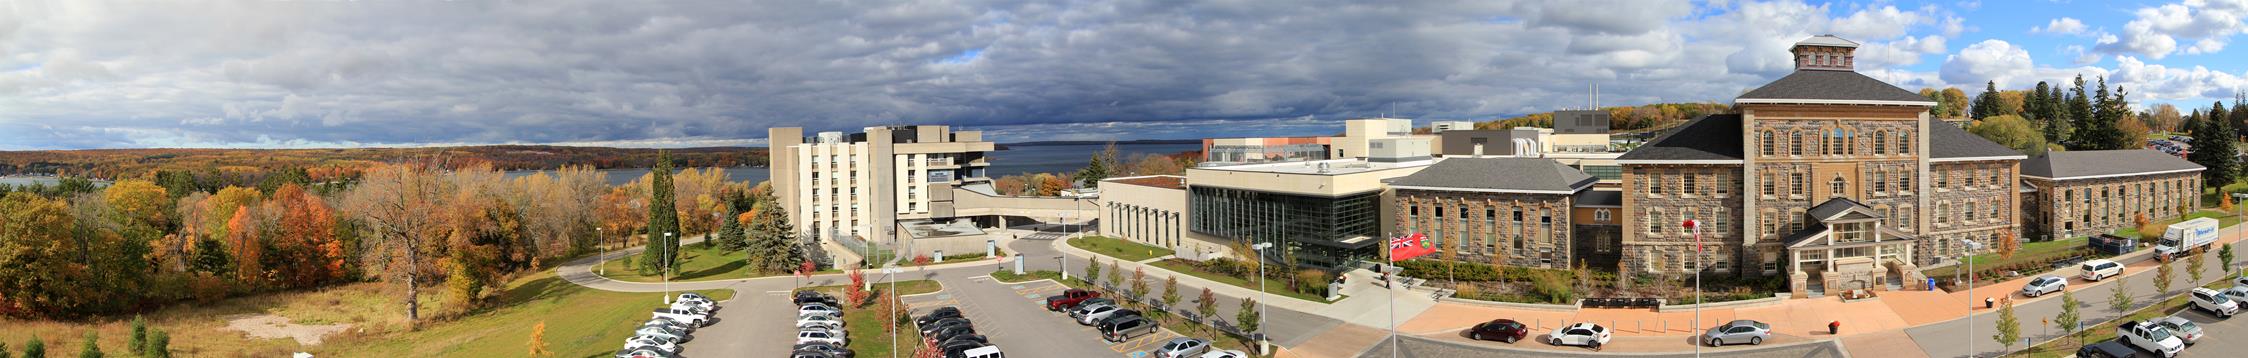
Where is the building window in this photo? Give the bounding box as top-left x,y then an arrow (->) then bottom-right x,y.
1761,131 -> 1775,156
1683,173 -> 1698,196
1762,172 -> 1776,196
1647,209 -> 1662,234
1872,171 -> 1888,195
1791,173 -> 1806,196
1717,174 -> 1731,196
1830,176 -> 1847,197
1899,133 -> 1912,154
1874,131 -> 1888,155
1595,209 -> 1611,222
1792,132 -> 1805,156
1649,172 -> 1664,195
1964,200 -> 1978,222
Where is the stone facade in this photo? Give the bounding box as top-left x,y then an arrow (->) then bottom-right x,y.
2023,172 -> 2201,240
1922,160 -> 2023,261
1620,164 -> 1747,274
1394,189 -> 1576,269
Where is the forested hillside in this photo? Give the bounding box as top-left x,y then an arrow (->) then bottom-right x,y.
1472,102 -> 1732,133
0,145 -> 766,179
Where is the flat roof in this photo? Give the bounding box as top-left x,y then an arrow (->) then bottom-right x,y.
1103,175 -> 1187,190
1193,158 -> 1432,175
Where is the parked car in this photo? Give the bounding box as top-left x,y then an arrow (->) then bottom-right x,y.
1197,350 -> 1251,358
2220,286 -> 2248,306
1704,320 -> 1771,346
917,307 -> 963,327
797,291 -> 840,307
2076,339 -> 2141,358
623,336 -> 680,354
2081,259 -> 2123,281
793,343 -> 855,358
1548,323 -> 1611,348
1100,316 -> 1158,342
799,314 -> 847,328
2190,287 -> 2239,318
1046,289 -> 1100,311
1076,304 -> 1124,324
1066,298 -> 1116,313
615,348 -> 679,358
639,320 -> 692,335
1467,319 -> 1529,343
922,318 -> 974,336
930,325 -> 979,344
958,346 -> 1004,358
1154,337 -> 1211,358
675,293 -> 717,310
1094,309 -> 1144,327
651,308 -> 708,327
800,303 -> 843,316
2021,276 -> 2067,298
2117,321 -> 2184,357
2233,275 -> 2248,288
2152,316 -> 2203,346
939,339 -> 989,355
799,320 -> 844,332
798,329 -> 847,346
668,302 -> 711,316
634,326 -> 690,342
939,334 -> 990,347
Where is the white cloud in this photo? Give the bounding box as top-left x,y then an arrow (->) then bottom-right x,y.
2094,1 -> 2248,59
2033,17 -> 2087,35
1941,39 -> 2034,87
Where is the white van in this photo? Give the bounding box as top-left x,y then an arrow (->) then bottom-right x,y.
2081,259 -> 2122,281
962,346 -> 1004,358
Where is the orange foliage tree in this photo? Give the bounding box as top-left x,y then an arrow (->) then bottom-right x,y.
265,184 -> 345,288
225,206 -> 263,284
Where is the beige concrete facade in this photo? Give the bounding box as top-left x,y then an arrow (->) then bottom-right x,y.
1096,175 -> 1237,260
768,125 -> 995,245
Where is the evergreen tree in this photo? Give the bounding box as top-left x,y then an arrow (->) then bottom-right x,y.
1076,144 -> 1115,187
715,206 -> 747,253
2232,99 -> 2248,139
2026,82 -> 2051,126
2191,101 -> 2237,189
74,332 -> 97,358
2072,75 -> 2132,150
2040,83 -> 2073,144
127,316 -> 145,356
1973,81 -> 2001,120
744,195 -> 800,273
2067,75 -> 2095,148
639,151 -> 683,273
142,330 -> 167,358
21,337 -> 40,358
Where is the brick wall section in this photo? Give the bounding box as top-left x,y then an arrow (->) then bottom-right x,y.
2023,172 -> 2200,240
1394,189 -> 1575,269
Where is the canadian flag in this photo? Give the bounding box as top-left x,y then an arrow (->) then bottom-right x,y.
1388,232 -> 1438,262
1684,219 -> 1702,253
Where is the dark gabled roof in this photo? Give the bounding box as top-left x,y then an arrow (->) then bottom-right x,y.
1737,70 -> 1932,104
1390,157 -> 1595,193
1574,190 -> 1622,207
2021,149 -> 2205,179
1616,114 -> 1744,161
1806,198 -> 1880,223
1782,226 -> 1830,248
1930,123 -> 2028,159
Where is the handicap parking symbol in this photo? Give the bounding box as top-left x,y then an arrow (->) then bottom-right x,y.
1128,351 -> 1148,358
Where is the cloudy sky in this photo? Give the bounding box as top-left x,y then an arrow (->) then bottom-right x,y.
3,0 -> 2247,149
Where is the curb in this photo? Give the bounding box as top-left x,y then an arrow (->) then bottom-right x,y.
1365,331 -> 1841,357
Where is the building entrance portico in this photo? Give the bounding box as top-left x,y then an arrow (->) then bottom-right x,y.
1785,198 -> 1928,297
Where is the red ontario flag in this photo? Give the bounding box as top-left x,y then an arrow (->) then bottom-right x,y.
1388,232 -> 1438,261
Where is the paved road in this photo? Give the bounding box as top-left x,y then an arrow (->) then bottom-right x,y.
1905,250 -> 2241,358
1359,334 -> 1846,358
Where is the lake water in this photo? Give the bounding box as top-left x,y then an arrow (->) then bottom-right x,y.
0,176 -> 112,187
502,142 -> 1203,186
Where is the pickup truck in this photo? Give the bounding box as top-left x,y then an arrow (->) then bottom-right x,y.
1045,289 -> 1100,311
2117,321 -> 2184,357
652,308 -> 709,327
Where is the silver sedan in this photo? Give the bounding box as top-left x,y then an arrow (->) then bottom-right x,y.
1704,320 -> 1771,346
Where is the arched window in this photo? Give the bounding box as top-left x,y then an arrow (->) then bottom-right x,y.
1899,132 -> 1912,154
1761,131 -> 1775,156
1830,176 -> 1848,197
1874,130 -> 1888,155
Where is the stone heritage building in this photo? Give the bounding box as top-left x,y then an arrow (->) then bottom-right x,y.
1614,35 -> 2028,294
2020,150 -> 2205,240
1389,157 -> 1602,269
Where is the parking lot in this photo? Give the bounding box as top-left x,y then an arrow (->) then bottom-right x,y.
2171,301 -> 2245,357
931,274 -> 1207,357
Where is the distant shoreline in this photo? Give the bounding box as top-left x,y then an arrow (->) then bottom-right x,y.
996,139 -> 1201,149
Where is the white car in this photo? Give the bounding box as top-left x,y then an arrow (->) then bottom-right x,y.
1154,338 -> 1210,358
1548,323 -> 1611,348
2189,287 -> 2238,318
800,303 -> 842,317
798,316 -> 847,330
2081,259 -> 2122,281
1196,350 -> 1250,358
2019,275 -> 2066,298
1070,303 -> 1115,320
623,336 -> 679,353
2153,316 -> 2204,345
2118,321 -> 2185,357
2220,286 -> 2248,306
651,308 -> 708,327
1077,305 -> 1123,325
797,329 -> 847,346
633,326 -> 688,342
674,297 -> 716,312
2233,275 -> 2248,288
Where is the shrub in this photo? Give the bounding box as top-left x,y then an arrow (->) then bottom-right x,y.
128,316 -> 146,356
144,330 -> 169,358
1530,270 -> 1575,304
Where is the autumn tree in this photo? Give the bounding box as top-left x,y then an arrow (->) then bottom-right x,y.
224,206 -> 263,284
846,269 -> 870,307
341,163 -> 451,326
1085,257 -> 1104,289
596,186 -> 647,248
2190,249 -> 2206,285
1130,267 -> 1149,299
1162,276 -> 1181,311
2110,274 -> 2135,313
2156,259 -> 2174,294
0,193 -> 85,317
1968,115 -> 2048,155
1197,287 -> 1217,322
527,321 -> 552,357
264,184 -> 344,288
1995,230 -> 2020,260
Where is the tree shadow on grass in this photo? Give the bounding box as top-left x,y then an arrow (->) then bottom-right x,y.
678,260 -> 747,281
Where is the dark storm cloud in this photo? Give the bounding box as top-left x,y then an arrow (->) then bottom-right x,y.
0,0 -> 1958,149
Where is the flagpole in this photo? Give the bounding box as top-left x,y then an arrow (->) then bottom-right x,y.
1388,233 -> 1399,358
1689,219 -> 1702,358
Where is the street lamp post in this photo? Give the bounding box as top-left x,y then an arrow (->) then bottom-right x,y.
664,232 -> 674,304
1059,255 -> 1069,281
1685,219 -> 1701,358
1252,242 -> 1273,355
597,227 -> 605,276
1961,238 -> 1984,357
884,267 -> 901,358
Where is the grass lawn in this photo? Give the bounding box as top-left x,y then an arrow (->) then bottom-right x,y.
321,270 -> 735,357
900,248 -> 1010,267
599,243 -> 841,282
1925,236 -> 2092,279
794,280 -> 944,357
2113,210 -> 2243,239
1069,235 -> 1173,262
1147,259 -> 1332,303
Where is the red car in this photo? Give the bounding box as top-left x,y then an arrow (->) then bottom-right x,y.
1045,289 -> 1100,311
1468,319 -> 1529,343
